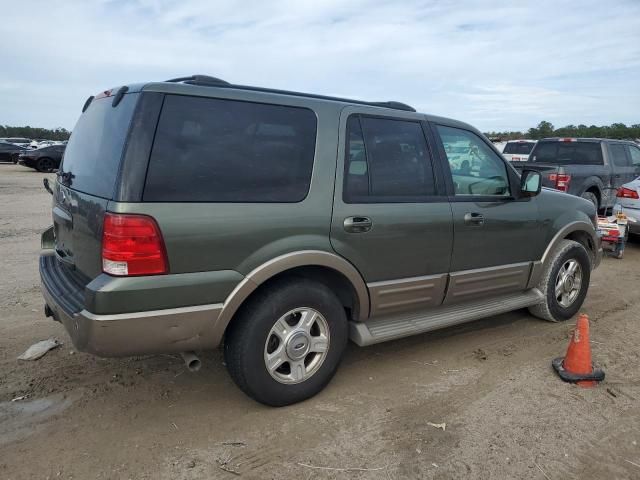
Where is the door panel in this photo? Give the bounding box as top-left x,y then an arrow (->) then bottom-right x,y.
432,123 -> 542,298
330,108 -> 453,307
448,200 -> 541,271
331,203 -> 453,281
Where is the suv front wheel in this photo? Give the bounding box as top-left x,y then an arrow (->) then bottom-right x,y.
528,239 -> 591,322
224,278 -> 348,406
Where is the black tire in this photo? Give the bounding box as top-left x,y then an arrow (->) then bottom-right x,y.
36,157 -> 55,173
224,278 -> 348,406
580,191 -> 599,211
528,239 -> 591,322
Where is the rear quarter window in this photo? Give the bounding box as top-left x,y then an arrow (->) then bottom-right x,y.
143,95 -> 317,202
531,141 -> 603,165
609,144 -> 630,167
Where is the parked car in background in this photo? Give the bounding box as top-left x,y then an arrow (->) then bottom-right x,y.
17,144 -> 65,172
0,137 -> 32,147
615,176 -> 640,235
502,140 -> 537,162
0,140 -> 28,163
512,138 -> 640,211
488,138 -> 507,153
39,75 -> 601,406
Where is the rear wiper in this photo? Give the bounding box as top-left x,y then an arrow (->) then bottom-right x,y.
82,96 -> 94,113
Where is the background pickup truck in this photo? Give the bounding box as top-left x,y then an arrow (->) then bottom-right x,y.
511,137 -> 640,211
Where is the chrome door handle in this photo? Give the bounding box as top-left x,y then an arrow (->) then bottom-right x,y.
464,212 -> 484,226
344,216 -> 372,233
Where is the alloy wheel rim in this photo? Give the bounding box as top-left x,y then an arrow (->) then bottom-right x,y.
554,259 -> 583,308
263,307 -> 330,384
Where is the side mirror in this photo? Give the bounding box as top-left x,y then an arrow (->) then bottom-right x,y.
520,169 -> 541,197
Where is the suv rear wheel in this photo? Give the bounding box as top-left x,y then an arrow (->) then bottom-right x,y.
224,278 -> 348,406
528,239 -> 591,322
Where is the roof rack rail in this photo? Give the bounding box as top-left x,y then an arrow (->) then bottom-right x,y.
163,75 -> 416,112
165,75 -> 230,86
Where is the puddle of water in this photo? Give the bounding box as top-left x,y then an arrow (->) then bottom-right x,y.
0,391 -> 81,446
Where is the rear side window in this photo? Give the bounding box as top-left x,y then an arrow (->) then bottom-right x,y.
343,115 -> 436,203
503,142 -> 535,154
531,141 -> 603,165
609,144 -> 630,167
61,93 -> 139,198
143,95 -> 317,202
627,145 -> 640,166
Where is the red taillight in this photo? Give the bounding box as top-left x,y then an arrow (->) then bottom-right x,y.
617,187 -> 639,199
548,173 -> 572,192
102,213 -> 168,276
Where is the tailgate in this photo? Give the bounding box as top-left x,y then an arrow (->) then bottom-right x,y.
52,183 -> 110,279
511,162 -> 559,188
53,91 -> 140,279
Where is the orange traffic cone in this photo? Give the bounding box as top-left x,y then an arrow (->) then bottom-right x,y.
552,313 -> 604,387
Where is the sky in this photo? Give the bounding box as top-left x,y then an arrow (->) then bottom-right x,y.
1,0 -> 639,132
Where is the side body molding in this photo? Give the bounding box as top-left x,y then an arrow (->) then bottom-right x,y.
215,250 -> 370,340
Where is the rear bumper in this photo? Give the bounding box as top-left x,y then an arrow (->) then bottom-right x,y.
619,206 -> 640,234
40,251 -> 224,357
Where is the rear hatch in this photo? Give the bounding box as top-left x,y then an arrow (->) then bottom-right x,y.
53,91 -> 139,280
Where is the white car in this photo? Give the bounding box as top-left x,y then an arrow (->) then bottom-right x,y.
616,177 -> 640,235
502,140 -> 537,162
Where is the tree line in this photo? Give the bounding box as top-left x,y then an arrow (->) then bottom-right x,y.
485,121 -> 640,141
0,125 -> 71,141
2,120 -> 639,143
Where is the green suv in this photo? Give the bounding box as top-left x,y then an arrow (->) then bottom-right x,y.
40,75 -> 602,406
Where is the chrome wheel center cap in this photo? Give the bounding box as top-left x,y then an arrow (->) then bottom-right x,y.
286,332 -> 310,360
564,276 -> 574,293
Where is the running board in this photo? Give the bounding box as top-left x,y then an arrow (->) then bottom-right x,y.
349,289 -> 544,346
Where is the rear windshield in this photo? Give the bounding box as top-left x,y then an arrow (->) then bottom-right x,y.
60,93 -> 139,198
503,142 -> 535,154
530,141 -> 603,165
143,95 -> 317,202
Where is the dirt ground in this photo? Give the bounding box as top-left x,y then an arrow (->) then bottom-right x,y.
1,163 -> 639,480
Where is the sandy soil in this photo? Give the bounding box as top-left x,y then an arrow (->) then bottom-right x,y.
1,163 -> 639,479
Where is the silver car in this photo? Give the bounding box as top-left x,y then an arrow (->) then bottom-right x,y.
616,176 -> 640,234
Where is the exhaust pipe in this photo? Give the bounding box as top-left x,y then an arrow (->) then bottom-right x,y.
180,351 -> 202,372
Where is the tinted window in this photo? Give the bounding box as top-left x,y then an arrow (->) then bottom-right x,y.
503,142 -> 535,154
144,95 -> 317,202
628,145 -> 640,166
61,93 -> 139,198
530,141 -> 603,165
610,144 -> 629,167
436,125 -> 510,196
343,116 -> 436,202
